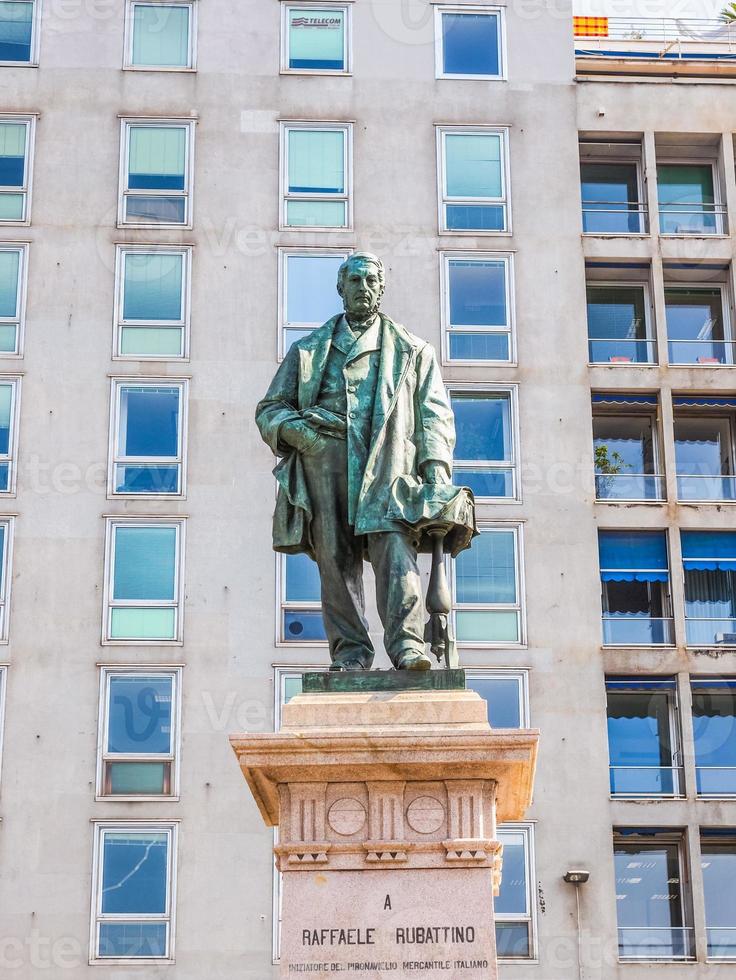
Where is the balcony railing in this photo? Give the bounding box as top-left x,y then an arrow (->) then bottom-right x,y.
603,616 -> 675,646
576,18 -> 736,63
707,927 -> 736,959
697,766 -> 736,797
582,201 -> 647,235
686,618 -> 736,647
588,337 -> 657,365
596,473 -> 665,502
610,765 -> 683,797
677,474 -> 736,502
659,203 -> 727,236
668,339 -> 736,366
618,926 -> 694,961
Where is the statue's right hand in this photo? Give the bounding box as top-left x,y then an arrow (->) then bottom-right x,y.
279,419 -> 323,455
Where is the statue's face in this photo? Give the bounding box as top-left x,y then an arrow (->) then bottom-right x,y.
340,260 -> 383,318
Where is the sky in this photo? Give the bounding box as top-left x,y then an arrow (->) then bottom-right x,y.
574,0 -> 727,17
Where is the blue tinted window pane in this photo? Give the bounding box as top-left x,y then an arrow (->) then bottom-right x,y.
454,468 -> 512,499
495,922 -> 529,958
132,4 -> 190,68
446,134 -> 502,198
98,922 -> 167,958
0,383 -> 11,456
453,395 -> 510,462
289,130 -> 344,194
108,675 -> 173,754
0,2 -> 33,62
0,122 -> 26,186
123,253 -> 183,322
286,254 -> 343,324
693,689 -> 736,773
449,260 -> 507,327
0,463 -> 9,491
286,552 -> 321,602
607,690 -> 673,769
446,204 -> 505,231
467,676 -> 521,728
119,387 -> 180,458
289,8 -> 345,70
0,250 -> 19,317
456,531 -> 516,605
284,610 -> 327,641
701,842 -> 736,945
449,333 -> 509,361
115,465 -> 179,494
495,835 -> 527,915
128,127 -> 186,191
126,196 -> 187,224
0,524 -> 5,591
442,12 -> 500,76
586,285 -> 647,340
101,833 -> 168,914
113,526 -> 176,601
581,163 -> 641,234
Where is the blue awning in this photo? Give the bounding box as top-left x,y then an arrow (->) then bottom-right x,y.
691,678 -> 736,690
592,393 -> 658,407
606,678 -> 677,691
681,531 -> 736,570
599,530 -> 669,582
674,396 -> 736,409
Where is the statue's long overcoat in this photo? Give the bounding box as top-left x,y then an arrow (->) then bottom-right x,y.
256,314 -> 475,559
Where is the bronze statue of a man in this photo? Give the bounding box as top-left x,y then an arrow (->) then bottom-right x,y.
256,253 -> 475,671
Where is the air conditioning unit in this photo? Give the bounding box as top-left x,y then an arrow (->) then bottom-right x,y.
715,633 -> 736,644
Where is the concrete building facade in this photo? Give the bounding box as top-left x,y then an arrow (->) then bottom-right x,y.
0,1 -> 734,977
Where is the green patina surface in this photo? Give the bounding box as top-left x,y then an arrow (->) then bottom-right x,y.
302,669 -> 466,694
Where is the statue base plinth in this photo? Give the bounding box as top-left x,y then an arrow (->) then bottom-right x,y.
231,688 -> 538,979
303,668 -> 466,693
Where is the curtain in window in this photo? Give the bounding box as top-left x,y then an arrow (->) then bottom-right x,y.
123,253 -> 183,322
129,127 -> 186,188
446,134 -> 501,198
113,526 -> 176,600
449,260 -> 506,327
456,530 -> 516,604
119,387 -> 180,458
0,122 -> 25,186
0,2 -> 33,60
599,530 -> 669,581
289,9 -> 344,67
132,4 -> 190,67
288,130 -> 344,194
0,250 -> 19,317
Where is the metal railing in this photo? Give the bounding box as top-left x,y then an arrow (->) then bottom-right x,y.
589,337 -> 657,365
582,201 -> 647,234
659,203 -> 727,235
618,926 -> 694,960
596,473 -> 665,502
668,340 -> 736,366
707,927 -> 736,959
686,618 -> 736,647
697,766 -> 736,797
610,765 -> 683,797
677,474 -> 736,502
576,18 -> 736,59
603,616 -> 675,646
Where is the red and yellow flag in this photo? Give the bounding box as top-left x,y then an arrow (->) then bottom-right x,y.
573,16 -> 609,38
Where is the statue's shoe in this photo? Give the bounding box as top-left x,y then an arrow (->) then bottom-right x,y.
395,650 -> 432,671
329,659 -> 366,671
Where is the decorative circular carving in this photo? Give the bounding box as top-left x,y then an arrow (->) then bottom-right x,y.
406,796 -> 445,834
328,798 -> 366,836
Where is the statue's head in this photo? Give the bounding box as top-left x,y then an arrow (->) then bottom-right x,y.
337,252 -> 385,320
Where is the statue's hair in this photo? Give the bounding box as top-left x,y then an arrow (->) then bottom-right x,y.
337,252 -> 385,292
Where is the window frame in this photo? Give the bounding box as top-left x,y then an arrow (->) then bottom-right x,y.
89,821 -> 178,964
436,125 -> 511,236
657,158 -> 725,237
277,246 -> 352,360
447,382 -> 520,503
279,121 -> 353,232
495,822 -> 538,962
0,665 -> 6,787
592,395 -> 664,503
0,115 -> 35,226
102,517 -> 186,646
124,0 -> 197,72
0,516 -> 14,644
579,149 -> 647,237
681,530 -> 736,649
465,666 -> 530,728
673,405 -> 736,503
0,0 -> 41,66
118,118 -> 196,230
586,278 -> 656,366
276,552 -> 327,648
665,281 -> 733,367
700,829 -> 736,960
0,242 -> 28,358
280,2 -> 351,76
107,377 -> 188,500
451,522 -> 526,649
96,665 -> 183,802
440,250 -> 515,366
691,678 -> 736,799
434,4 -> 506,81
0,376 -> 20,496
113,244 -> 192,361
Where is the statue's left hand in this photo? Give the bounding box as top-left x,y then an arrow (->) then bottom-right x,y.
421,460 -> 452,486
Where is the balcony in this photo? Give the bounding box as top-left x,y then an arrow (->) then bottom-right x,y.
575,17 -> 736,78
603,615 -> 675,646
610,765 -> 683,797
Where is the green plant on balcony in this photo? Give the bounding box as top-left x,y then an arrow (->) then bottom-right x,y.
722,3 -> 736,22
595,445 -> 630,495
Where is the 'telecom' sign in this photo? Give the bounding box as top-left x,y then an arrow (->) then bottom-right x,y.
292,17 -> 342,30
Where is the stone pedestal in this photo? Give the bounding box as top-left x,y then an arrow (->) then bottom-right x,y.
230,682 -> 538,980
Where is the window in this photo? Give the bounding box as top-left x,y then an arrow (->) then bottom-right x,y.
126,1 -> 196,70
119,120 -> 194,227
0,665 -> 5,784
0,377 -> 19,493
0,517 -> 13,642
586,282 -> 655,364
658,163 -> 723,235
0,0 -> 39,64
598,530 -> 673,646
701,830 -> 736,959
692,679 -> 736,796
104,519 -> 184,643
97,668 -> 180,798
0,117 -> 34,223
281,123 -> 351,229
665,285 -> 732,366
592,394 -> 663,501
279,248 -> 349,356
438,127 -> 509,233
450,388 -> 517,500
453,525 -> 523,646
435,5 -> 504,79
613,829 -> 693,960
0,244 -> 27,355
495,825 -> 536,959
115,246 -> 190,359
282,4 -> 349,73
674,397 -> 736,502
109,380 -> 186,496
606,678 -> 682,797
466,668 -> 529,728
579,139 -> 645,234
274,666 -> 328,731
441,253 -> 514,363
681,531 -> 736,647
279,552 -> 326,644
91,823 -> 177,960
